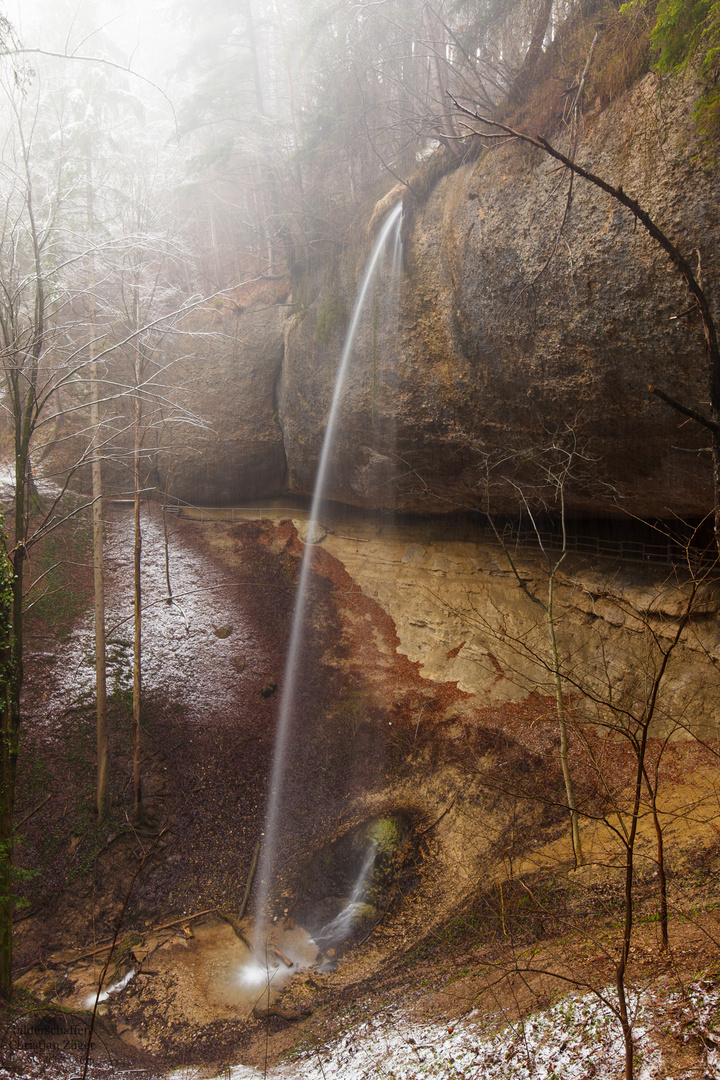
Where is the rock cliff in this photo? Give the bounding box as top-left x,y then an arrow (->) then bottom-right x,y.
165,73 -> 720,520
315,524 -> 720,742
159,305 -> 288,506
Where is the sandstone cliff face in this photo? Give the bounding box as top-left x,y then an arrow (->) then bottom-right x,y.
315,525 -> 720,742
278,73 -> 719,518
163,74 -> 719,520
158,306 -> 289,506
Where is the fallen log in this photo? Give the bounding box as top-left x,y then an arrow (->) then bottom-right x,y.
217,909 -> 251,949
273,947 -> 293,968
63,908 -> 218,964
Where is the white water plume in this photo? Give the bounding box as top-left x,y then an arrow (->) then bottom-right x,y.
252,203 -> 404,953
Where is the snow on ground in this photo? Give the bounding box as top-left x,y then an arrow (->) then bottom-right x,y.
39,502 -> 255,726
4,970 -> 714,1080
166,979 -> 720,1080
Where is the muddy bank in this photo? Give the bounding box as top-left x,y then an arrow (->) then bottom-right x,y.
8,506 -> 720,1078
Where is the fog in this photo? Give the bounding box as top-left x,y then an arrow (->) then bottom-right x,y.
5,0 -> 184,98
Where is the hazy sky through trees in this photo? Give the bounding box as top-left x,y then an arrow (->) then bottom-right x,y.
5,0 -> 184,99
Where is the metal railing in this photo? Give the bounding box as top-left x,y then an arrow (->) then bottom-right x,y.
149,489 -> 710,570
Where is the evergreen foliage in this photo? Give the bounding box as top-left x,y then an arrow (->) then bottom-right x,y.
646,1 -> 720,74
623,0 -> 720,128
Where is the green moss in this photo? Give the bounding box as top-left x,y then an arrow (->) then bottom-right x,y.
314,294 -> 348,344
623,0 -> 720,132
367,816 -> 402,858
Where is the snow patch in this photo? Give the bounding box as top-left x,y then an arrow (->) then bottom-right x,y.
162,980 -> 720,1080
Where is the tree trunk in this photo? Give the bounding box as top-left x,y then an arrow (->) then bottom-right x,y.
0,692 -> 13,1002
0,526 -> 17,1001
510,0 -> 554,104
132,287 -> 146,827
547,573 -> 583,867
91,396 -> 109,820
643,764 -> 669,950
133,397 -> 144,826
423,6 -> 462,158
0,441 -> 29,1001
87,151 -> 110,822
244,0 -> 265,116
652,797 -> 669,950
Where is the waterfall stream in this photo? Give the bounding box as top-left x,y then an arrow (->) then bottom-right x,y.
250,203 -> 404,958
313,840 -> 378,955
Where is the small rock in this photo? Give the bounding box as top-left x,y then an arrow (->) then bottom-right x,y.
294,519 -> 326,545
213,624 -> 233,639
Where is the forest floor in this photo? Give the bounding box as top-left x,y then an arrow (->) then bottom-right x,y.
0,495 -> 719,1079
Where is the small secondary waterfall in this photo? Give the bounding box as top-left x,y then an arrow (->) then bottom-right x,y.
251,203 -> 404,955
313,840 -> 378,954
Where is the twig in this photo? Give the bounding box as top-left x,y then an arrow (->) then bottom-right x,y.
240,840 -> 260,921
81,824 -> 169,1080
14,794 -> 51,830
649,385 -> 716,434
416,798 -> 456,837
68,907 -> 217,963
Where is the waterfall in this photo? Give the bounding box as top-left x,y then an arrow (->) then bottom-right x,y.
313,840 -> 378,954
251,203 -> 404,954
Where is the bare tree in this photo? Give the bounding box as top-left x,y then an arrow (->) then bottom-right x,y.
458,509 -> 714,1080
475,430 -> 588,866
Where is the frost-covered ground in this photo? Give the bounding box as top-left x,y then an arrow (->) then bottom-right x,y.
165,979 -> 720,1080
0,1055 -> 127,1080
2,948 -> 719,1080
39,501 -> 257,725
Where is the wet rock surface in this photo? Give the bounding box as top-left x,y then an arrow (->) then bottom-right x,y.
189,74 -> 717,519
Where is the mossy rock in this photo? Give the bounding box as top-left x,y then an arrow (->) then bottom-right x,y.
367,816 -> 402,858
314,295 -> 348,344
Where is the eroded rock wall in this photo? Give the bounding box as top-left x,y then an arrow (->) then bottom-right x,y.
158,306 -> 289,506
313,525 -> 720,741
155,73 -> 720,521
279,73 -> 719,518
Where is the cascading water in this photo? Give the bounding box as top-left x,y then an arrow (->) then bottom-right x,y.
250,202 -> 404,961
313,840 -> 378,956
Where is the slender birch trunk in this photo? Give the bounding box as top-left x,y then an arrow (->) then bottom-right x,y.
132,282 -> 147,826
87,151 -> 110,821
547,569 -> 583,866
